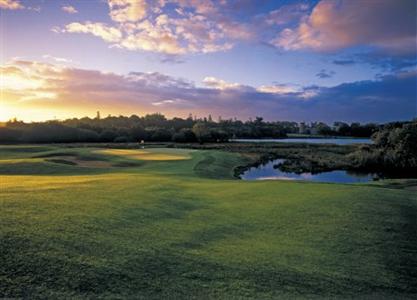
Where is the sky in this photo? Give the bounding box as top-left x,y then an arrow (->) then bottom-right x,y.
0,0 -> 416,123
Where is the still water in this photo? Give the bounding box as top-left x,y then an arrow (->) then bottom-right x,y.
241,159 -> 375,183
233,138 -> 371,145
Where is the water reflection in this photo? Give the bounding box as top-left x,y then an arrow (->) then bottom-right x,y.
241,159 -> 375,183
232,138 -> 371,145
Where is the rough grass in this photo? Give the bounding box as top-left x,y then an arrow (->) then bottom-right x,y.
45,158 -> 78,165
0,145 -> 416,299
0,147 -> 142,175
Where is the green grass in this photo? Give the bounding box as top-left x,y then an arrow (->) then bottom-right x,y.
1,145 -> 416,298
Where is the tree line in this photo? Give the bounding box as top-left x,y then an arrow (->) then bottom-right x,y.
0,113 -> 384,143
350,120 -> 417,174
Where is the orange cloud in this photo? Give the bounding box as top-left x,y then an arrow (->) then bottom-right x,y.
2,60 -> 413,123
0,60 -> 199,121
0,0 -> 23,10
272,0 -> 417,55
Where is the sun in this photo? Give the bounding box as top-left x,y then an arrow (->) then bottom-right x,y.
0,102 -> 17,122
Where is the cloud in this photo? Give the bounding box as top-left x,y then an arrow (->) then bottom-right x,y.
316,69 -> 335,79
27,5 -> 41,12
0,0 -> 39,11
0,0 -> 23,10
62,5 -> 78,14
264,3 -> 310,26
202,77 -> 246,90
128,71 -> 193,88
257,84 -> 300,94
60,0 -> 250,55
113,17 -> 189,55
272,0 -> 417,55
1,60 -> 415,123
354,52 -> 417,73
64,22 -> 123,43
42,54 -> 73,64
152,98 -> 186,106
108,0 -> 146,22
51,26 -> 61,33
174,0 -> 220,15
55,0 -> 416,59
305,70 -> 417,122
332,59 -> 355,66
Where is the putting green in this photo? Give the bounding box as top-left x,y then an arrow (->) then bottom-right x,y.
96,148 -> 193,161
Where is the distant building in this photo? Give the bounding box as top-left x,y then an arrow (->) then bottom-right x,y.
309,122 -> 319,135
310,127 -> 318,135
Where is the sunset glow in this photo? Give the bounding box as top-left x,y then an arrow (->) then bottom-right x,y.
1,0 -> 416,122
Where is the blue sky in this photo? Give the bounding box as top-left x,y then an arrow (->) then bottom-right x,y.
1,0 -> 416,122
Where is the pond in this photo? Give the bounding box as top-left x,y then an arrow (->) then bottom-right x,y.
232,138 -> 371,145
240,159 -> 376,183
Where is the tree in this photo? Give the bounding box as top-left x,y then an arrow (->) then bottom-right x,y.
77,128 -> 99,142
130,125 -> 147,141
172,128 -> 196,143
192,122 -> 211,143
0,112 -> 382,144
0,127 -> 21,142
114,136 -> 129,143
351,121 -> 417,173
209,128 -> 229,142
149,128 -> 173,141
334,122 -> 350,136
99,129 -> 117,142
316,122 -> 333,135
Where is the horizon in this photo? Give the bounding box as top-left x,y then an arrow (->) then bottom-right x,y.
1,0 -> 416,123
1,111 -> 414,126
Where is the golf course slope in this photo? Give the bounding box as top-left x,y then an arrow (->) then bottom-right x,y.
1,145 -> 416,298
